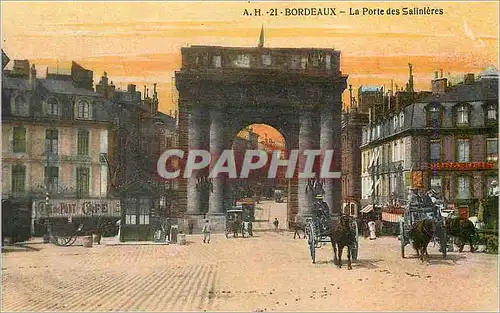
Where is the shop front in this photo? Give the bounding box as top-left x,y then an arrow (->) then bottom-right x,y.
381,205 -> 404,236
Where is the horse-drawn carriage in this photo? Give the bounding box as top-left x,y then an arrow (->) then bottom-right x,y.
304,198 -> 359,265
399,203 -> 447,258
33,198 -> 121,246
225,205 -> 254,238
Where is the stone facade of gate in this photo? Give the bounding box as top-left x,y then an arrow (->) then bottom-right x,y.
175,45 -> 347,231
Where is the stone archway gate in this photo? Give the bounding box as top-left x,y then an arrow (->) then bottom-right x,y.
175,45 -> 347,231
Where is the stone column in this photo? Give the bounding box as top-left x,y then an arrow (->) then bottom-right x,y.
208,109 -> 225,215
186,107 -> 203,215
297,110 -> 315,218
320,107 -> 335,212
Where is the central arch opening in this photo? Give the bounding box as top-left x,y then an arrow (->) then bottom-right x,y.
230,123 -> 289,231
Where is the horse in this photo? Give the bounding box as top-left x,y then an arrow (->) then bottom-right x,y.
408,219 -> 436,262
231,219 -> 242,238
330,214 -> 356,270
445,217 -> 477,252
241,221 -> 254,237
289,221 -> 306,239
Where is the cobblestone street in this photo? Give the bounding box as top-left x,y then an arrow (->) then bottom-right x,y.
2,228 -> 498,312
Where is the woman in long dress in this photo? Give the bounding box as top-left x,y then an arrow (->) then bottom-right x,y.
368,220 -> 377,240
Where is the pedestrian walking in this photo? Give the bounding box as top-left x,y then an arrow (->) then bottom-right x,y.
273,218 -> 279,232
368,219 -> 377,240
202,219 -> 211,243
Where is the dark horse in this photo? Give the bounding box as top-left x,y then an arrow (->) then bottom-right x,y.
231,218 -> 242,238
445,217 -> 477,252
330,215 -> 356,270
409,219 -> 436,262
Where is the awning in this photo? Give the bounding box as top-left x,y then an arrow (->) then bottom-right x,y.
361,205 -> 373,213
382,211 -> 403,223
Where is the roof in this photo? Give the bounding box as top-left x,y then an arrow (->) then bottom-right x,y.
39,79 -> 99,97
2,75 -> 31,90
186,45 -> 339,54
359,85 -> 382,93
156,112 -> 177,128
478,66 -> 499,80
422,79 -> 498,102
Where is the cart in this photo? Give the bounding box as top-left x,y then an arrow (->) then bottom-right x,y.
399,203 -> 447,258
33,198 -> 121,246
225,207 -> 253,238
305,200 -> 359,264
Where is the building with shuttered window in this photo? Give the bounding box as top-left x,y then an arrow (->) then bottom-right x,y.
2,55 -> 111,204
360,66 -> 498,217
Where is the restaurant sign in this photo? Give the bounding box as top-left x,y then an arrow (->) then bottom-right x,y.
429,162 -> 495,170
33,199 -> 121,218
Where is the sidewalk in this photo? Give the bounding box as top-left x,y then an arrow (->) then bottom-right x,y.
101,236 -> 171,246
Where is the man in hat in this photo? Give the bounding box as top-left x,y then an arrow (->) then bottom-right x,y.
202,219 -> 211,243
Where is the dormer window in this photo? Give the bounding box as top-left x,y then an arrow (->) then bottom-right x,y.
455,104 -> 470,126
325,54 -> 331,69
393,116 -> 398,131
486,103 -> 497,122
399,112 -> 405,129
46,97 -> 59,116
262,54 -> 271,66
300,56 -> 308,69
234,54 -> 250,68
212,55 -> 221,68
76,100 -> 91,119
11,95 -> 29,116
290,55 -> 300,69
426,104 -> 442,127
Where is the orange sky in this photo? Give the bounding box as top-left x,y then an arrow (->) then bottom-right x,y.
2,1 -> 499,141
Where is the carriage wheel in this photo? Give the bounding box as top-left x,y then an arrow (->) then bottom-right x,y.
399,221 -> 406,258
306,220 -> 316,264
54,236 -> 72,246
225,229 -> 229,238
350,220 -> 359,262
66,236 -> 78,246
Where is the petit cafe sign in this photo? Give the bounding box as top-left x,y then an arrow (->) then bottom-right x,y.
429,162 -> 495,170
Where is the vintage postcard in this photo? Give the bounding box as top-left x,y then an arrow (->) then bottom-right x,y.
1,1 -> 499,312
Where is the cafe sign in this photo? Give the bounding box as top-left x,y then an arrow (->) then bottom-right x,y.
429,162 -> 495,170
33,199 -> 121,218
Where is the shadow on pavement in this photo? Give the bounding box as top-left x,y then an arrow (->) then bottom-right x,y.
405,253 -> 467,265
1,244 -> 41,253
353,258 -> 383,269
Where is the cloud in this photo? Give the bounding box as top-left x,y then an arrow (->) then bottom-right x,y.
463,19 -> 486,48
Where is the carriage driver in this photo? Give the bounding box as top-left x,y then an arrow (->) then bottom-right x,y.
313,194 -> 331,233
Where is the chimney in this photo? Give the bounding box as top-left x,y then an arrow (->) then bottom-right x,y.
30,64 -> 37,89
101,72 -> 109,86
440,69 -> 443,78
349,85 -> 354,107
13,60 -> 30,77
464,73 -> 475,84
406,63 -> 414,92
169,109 -> 173,116
434,71 -> 439,79
432,77 -> 448,95
127,84 -> 136,93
